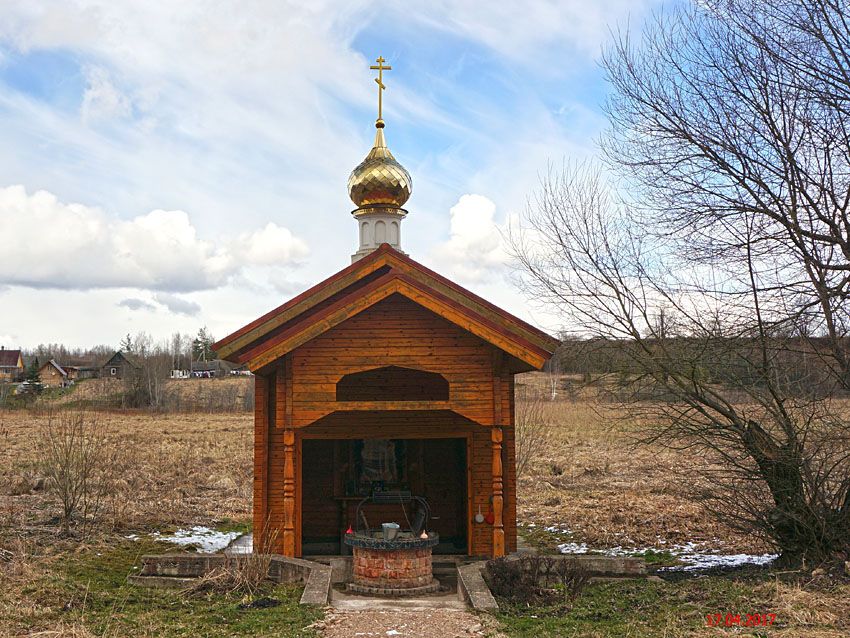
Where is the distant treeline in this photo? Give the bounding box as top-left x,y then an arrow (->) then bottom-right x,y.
546,336 -> 850,397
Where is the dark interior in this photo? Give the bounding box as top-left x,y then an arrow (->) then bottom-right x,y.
301,437 -> 467,555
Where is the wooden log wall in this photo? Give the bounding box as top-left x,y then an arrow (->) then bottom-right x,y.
253,293 -> 518,557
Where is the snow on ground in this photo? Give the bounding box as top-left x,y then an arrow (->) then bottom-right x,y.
553,530 -> 778,571
661,550 -> 778,571
141,526 -> 241,553
556,542 -> 590,554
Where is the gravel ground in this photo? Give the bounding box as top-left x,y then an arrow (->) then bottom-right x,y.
312,608 -> 498,638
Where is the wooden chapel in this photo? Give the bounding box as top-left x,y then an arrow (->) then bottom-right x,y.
213,58 -> 559,559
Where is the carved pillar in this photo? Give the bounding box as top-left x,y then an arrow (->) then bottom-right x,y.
491,426 -> 505,557
491,350 -> 506,557
274,358 -> 296,557
282,428 -> 296,556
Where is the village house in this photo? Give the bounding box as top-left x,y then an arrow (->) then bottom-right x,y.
37,359 -> 69,388
100,351 -> 140,380
63,364 -> 98,381
0,347 -> 24,382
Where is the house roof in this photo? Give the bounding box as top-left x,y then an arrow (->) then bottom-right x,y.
102,351 -> 141,368
39,359 -> 67,377
0,349 -> 22,368
214,244 -> 560,372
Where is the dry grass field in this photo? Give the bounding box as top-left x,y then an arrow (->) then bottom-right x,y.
1,410 -> 253,532
515,396 -> 758,552
38,377 -> 254,412
1,374 -> 848,637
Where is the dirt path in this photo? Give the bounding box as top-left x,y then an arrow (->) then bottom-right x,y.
312,608 -> 498,638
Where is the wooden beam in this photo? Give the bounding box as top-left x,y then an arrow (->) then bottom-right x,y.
214,253 -> 389,359
492,350 -> 503,427
272,356 -> 295,555
275,364 -> 286,430
295,432 -> 302,557
285,354 -> 294,429
245,277 -> 548,371
253,374 -> 268,553
306,400 -> 452,412
245,275 -> 399,370
385,252 -> 561,352
215,245 -> 560,360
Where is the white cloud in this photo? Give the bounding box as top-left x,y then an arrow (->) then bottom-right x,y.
413,0 -> 658,62
0,185 -> 307,292
0,1 -> 664,347
231,223 -> 309,266
432,194 -> 507,283
153,293 -> 201,317
81,66 -> 132,123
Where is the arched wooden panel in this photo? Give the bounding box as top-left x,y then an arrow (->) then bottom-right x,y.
336,365 -> 449,402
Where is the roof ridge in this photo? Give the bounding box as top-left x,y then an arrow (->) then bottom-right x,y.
214,245 -> 558,364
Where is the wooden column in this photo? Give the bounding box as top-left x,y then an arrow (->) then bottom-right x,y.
278,357 -> 296,557
491,349 -> 505,557
491,426 -> 505,557
282,429 -> 296,556
253,374 -> 268,553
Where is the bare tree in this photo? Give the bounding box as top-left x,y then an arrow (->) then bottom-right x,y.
601,0 -> 850,387
511,0 -> 850,565
40,410 -> 110,536
584,0 -> 850,559
513,162 -> 850,564
515,387 -> 551,478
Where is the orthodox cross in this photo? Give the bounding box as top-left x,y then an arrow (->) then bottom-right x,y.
370,56 -> 392,123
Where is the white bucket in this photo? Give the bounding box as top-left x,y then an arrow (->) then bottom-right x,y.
382,522 -> 400,540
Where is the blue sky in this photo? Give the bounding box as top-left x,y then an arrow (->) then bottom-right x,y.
0,1 -> 663,349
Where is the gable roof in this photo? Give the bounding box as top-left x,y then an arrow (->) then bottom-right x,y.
214,244 -> 560,371
39,359 -> 67,377
102,351 -> 141,368
0,349 -> 23,368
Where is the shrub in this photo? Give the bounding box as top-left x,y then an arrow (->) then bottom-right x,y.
485,555 -> 589,608
39,410 -> 114,536
183,524 -> 279,599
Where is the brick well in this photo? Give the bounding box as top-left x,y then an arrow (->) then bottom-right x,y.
351,546 -> 435,590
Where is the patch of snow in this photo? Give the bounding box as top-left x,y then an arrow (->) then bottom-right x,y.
532,523 -> 777,571
152,526 -> 241,553
557,542 -> 589,554
544,525 -> 571,534
662,551 -> 778,572
555,537 -> 777,571
125,534 -> 139,540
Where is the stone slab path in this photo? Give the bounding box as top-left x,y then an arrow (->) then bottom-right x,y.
312,608 -> 498,638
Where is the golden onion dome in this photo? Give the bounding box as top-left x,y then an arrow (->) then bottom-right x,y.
348,123 -> 412,210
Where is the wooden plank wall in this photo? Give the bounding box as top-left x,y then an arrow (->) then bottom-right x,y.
289,294 -> 498,426
253,293 -> 518,557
